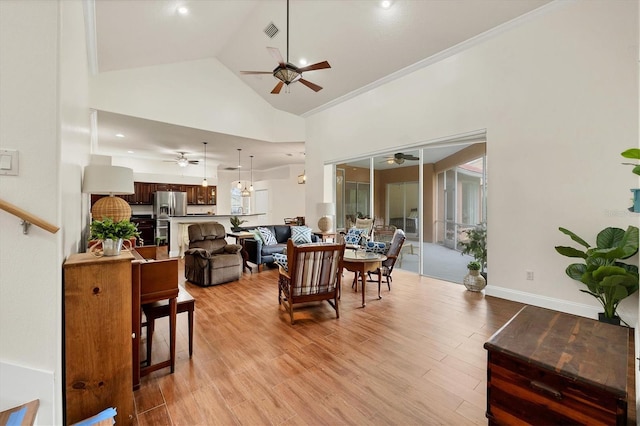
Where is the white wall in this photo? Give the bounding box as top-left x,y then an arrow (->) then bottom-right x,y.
306,1 -> 639,323
89,58 -> 305,143
0,1 -> 91,424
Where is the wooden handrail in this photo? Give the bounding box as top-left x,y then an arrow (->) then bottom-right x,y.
0,198 -> 59,234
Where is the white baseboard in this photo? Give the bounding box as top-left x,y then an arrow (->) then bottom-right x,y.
0,361 -> 55,425
485,286 -> 601,320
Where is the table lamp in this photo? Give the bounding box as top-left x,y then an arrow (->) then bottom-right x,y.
317,202 -> 335,233
83,165 -> 134,222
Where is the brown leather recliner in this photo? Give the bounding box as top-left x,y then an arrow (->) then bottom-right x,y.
184,222 -> 243,286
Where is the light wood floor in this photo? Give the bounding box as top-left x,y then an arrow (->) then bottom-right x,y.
134,263 -> 633,425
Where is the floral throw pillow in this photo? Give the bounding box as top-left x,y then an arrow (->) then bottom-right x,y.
344,228 -> 364,245
291,226 -> 312,244
257,227 -> 277,245
364,241 -> 388,254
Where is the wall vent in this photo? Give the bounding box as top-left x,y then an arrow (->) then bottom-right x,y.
264,22 -> 279,38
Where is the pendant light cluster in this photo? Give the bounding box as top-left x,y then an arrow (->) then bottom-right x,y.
235,149 -> 254,197
201,142 -> 208,187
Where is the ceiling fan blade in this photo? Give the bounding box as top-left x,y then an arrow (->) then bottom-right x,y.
298,61 -> 331,72
299,78 -> 323,92
240,71 -> 273,75
267,47 -> 286,67
188,160 -> 199,164
271,81 -> 284,94
405,155 -> 419,161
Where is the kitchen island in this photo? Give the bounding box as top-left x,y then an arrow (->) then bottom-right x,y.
168,214 -> 266,257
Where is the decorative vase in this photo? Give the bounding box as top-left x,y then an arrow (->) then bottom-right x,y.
463,269 -> 487,292
102,238 -> 123,256
598,312 -> 621,326
630,188 -> 640,213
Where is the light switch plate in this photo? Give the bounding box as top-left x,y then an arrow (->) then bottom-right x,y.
0,149 -> 18,176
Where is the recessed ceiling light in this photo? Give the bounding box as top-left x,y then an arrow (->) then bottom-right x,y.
127,150 -> 134,154
381,0 -> 393,9
299,58 -> 307,66
115,133 -> 125,138
177,6 -> 189,15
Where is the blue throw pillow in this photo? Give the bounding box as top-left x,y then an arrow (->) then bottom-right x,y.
257,227 -> 277,245
291,226 -> 312,244
364,241 -> 388,254
273,253 -> 288,271
344,228 -> 364,245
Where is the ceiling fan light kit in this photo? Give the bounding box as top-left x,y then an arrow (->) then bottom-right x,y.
241,0 -> 330,94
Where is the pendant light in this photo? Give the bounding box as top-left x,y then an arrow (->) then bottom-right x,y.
201,142 -> 208,187
236,149 -> 243,189
249,155 -> 254,192
241,153 -> 251,197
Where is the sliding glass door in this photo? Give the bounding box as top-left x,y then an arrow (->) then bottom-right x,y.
330,137 -> 486,285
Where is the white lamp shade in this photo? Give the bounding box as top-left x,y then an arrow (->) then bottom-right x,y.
318,202 -> 335,216
82,165 -> 134,195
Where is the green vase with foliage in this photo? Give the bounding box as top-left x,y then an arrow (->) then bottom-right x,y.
554,225 -> 639,322
90,218 -> 139,256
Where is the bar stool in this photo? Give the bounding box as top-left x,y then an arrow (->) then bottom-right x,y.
142,286 -> 195,365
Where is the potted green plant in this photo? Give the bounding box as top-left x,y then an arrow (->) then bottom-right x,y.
229,215 -> 247,232
463,261 -> 486,292
459,223 -> 487,279
554,225 -> 639,325
621,148 -> 640,212
90,218 -> 140,256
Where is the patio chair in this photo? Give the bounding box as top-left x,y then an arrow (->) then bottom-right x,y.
367,228 -> 406,290
277,239 -> 345,325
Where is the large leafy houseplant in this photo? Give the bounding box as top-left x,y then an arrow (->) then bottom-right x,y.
459,223 -> 487,273
621,148 -> 640,176
554,226 -> 639,322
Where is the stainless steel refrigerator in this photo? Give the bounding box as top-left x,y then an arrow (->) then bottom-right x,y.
153,191 -> 187,217
152,191 -> 187,245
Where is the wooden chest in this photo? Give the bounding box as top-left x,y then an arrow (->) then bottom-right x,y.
484,305 -> 628,425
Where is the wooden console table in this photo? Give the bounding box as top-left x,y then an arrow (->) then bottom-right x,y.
484,305 -> 628,425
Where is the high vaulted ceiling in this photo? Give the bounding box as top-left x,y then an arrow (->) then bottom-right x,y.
92,0 -> 551,170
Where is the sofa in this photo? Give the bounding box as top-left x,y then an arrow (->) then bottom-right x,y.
242,225 -> 319,271
184,222 -> 243,286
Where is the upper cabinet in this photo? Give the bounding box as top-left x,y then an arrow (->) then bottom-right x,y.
90,182 -> 216,207
186,185 -> 216,205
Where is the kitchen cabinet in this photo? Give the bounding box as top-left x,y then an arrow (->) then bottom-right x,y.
63,252 -> 135,425
184,185 -> 216,205
134,182 -> 155,204
90,182 -> 216,208
156,183 -> 184,192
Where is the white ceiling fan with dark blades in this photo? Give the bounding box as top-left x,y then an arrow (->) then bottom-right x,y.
240,0 -> 331,94
380,152 -> 420,165
163,152 -> 199,167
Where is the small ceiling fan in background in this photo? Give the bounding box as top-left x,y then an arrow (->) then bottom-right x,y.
381,152 -> 419,165
240,0 -> 331,94
164,152 -> 199,167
